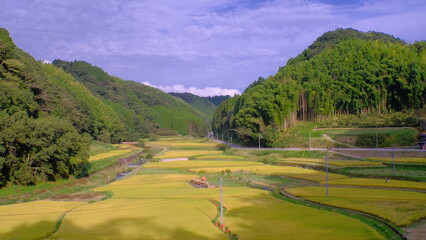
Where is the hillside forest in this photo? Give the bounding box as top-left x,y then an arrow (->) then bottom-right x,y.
213,29 -> 426,147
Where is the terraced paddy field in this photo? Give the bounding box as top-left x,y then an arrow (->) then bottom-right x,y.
278,158 -> 383,167
0,201 -> 86,240
146,140 -> 218,149
145,160 -> 263,169
286,187 -> 426,226
189,164 -> 348,182
194,154 -> 246,160
88,144 -> 140,162
154,150 -> 223,159
325,178 -> 426,190
78,174 -> 384,240
367,157 -> 426,164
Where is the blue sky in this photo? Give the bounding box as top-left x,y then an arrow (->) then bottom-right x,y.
1,0 -> 425,96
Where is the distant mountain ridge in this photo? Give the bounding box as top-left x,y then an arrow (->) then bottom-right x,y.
169,92 -> 230,119
53,60 -> 208,139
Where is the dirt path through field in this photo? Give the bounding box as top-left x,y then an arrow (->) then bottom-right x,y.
405,219 -> 426,240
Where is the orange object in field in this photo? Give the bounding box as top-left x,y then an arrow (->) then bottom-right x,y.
201,177 -> 206,181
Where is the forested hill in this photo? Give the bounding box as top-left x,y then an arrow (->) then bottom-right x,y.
213,28 -> 426,146
53,60 -> 208,138
169,92 -> 218,118
0,28 -> 207,186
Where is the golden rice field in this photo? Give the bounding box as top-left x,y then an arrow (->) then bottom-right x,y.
326,178 -> 426,190
144,160 -> 262,169
146,140 -> 218,148
286,187 -> 426,226
154,150 -> 223,159
367,157 -> 426,164
194,154 -> 245,160
278,158 -> 383,167
0,200 -> 86,240
189,165 -> 348,182
92,174 -> 384,240
89,149 -> 134,162
0,174 -> 386,239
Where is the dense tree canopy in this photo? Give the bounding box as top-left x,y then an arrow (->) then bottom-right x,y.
213,29 -> 426,146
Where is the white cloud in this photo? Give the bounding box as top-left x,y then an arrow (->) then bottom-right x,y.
142,81 -> 240,97
1,0 -> 425,91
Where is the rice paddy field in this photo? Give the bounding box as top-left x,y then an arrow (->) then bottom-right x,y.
146,140 -> 219,149
194,154 -> 245,160
286,187 -> 426,226
88,144 -> 140,162
145,160 -> 263,169
325,178 -> 426,190
189,164 -> 348,182
2,137 -> 424,239
367,157 -> 426,164
53,174 -> 384,240
278,158 -> 384,167
154,150 -> 223,159
0,201 -> 86,240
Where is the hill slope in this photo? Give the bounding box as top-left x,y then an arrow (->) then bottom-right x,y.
169,92 -> 217,118
213,28 -> 426,146
53,60 -> 208,138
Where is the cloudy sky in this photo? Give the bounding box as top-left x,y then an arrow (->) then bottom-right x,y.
1,0 -> 425,96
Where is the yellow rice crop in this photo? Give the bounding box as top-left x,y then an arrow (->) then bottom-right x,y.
154,150 -> 223,159
88,149 -> 134,162
92,174 -> 383,240
195,155 -> 245,160
286,187 -> 426,226
326,178 -> 426,190
146,141 -> 218,148
144,160 -> 262,169
190,165 -> 347,182
279,158 -> 383,166
368,157 -> 426,163
0,200 -> 86,240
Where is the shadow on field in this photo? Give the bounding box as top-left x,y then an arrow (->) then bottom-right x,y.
50,217 -> 223,240
1,216 -> 221,240
0,220 -> 55,240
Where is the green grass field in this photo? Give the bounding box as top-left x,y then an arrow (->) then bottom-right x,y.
286,187 -> 426,226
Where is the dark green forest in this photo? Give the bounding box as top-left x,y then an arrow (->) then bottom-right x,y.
213,29 -> 426,146
0,28 -> 208,186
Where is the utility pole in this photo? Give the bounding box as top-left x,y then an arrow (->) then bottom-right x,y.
325,150 -> 329,197
258,135 -> 261,149
222,132 -> 223,142
230,136 -> 233,145
220,176 -> 224,229
309,132 -> 312,150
